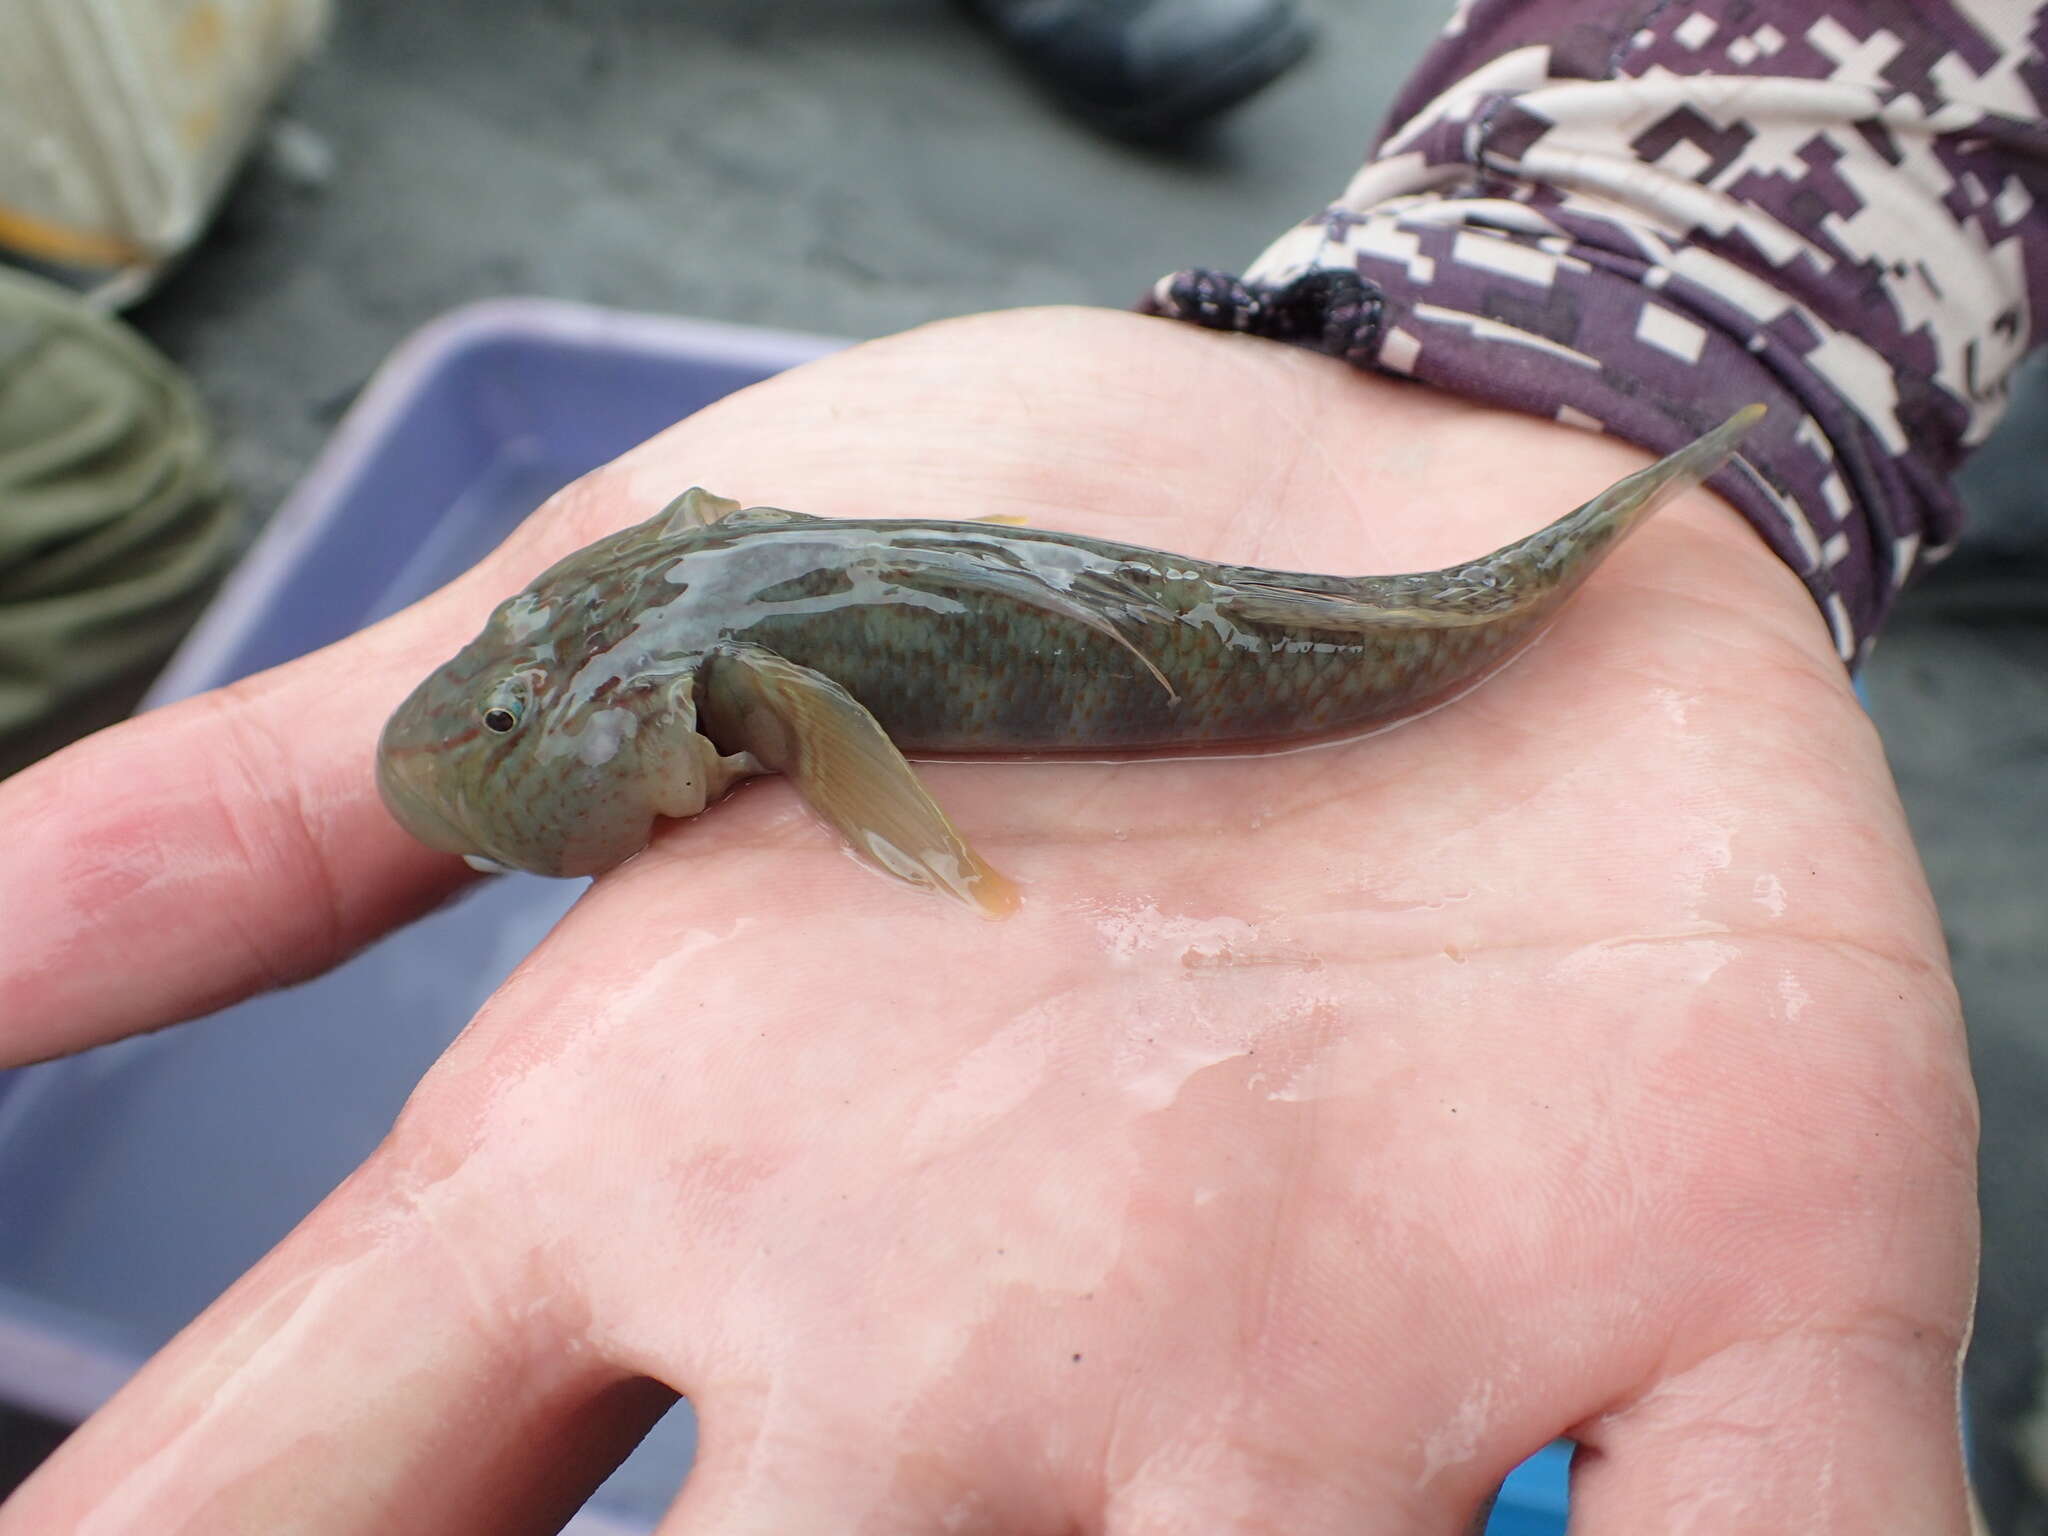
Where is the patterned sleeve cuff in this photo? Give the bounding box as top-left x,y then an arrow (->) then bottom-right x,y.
1142,6 -> 2048,665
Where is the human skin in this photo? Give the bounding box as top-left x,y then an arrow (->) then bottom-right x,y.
0,307 -> 1976,1533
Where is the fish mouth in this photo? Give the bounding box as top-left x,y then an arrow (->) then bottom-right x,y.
375,738 -> 488,862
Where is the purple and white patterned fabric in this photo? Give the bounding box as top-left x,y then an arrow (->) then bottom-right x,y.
1145,1 -> 2048,664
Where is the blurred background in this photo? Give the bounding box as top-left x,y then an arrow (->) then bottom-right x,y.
0,0 -> 2043,1529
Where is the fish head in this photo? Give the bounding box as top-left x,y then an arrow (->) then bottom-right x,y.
377,584 -> 724,879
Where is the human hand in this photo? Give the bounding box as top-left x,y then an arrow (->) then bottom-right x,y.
0,308 -> 1976,1533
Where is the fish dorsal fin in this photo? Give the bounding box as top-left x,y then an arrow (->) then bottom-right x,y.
654,488 -> 819,536
703,643 -> 1016,916
656,487 -> 744,532
1217,579 -> 1501,632
877,546 -> 1180,701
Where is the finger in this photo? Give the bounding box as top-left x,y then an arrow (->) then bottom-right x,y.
1568,1324 -> 1973,1533
0,609 -> 467,1064
1105,1460 -> 1453,1536
653,1407 -> 1070,1536
652,1441 -> 904,1536
0,434 -> 684,1066
1098,1418 -> 1519,1536
0,1152 -> 671,1536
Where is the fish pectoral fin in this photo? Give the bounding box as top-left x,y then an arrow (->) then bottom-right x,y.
1218,581 -> 1500,631
705,645 -> 1017,917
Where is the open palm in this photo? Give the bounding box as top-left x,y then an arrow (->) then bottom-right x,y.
0,309 -> 1975,1534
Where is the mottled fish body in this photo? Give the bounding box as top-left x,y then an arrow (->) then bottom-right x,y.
378,406 -> 1763,912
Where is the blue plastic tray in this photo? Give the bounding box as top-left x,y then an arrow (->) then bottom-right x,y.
0,299 -> 1578,1531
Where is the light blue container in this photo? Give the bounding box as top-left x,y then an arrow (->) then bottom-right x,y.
0,299 -> 1577,1531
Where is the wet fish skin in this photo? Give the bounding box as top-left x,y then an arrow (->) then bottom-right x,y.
377,406 -> 1763,912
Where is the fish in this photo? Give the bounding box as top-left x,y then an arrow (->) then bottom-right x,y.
377,404 -> 1764,915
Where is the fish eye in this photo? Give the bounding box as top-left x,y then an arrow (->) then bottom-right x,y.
482,705 -> 519,733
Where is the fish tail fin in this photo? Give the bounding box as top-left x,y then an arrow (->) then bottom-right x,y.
1507,403 -> 1766,583
1217,405 -> 1769,635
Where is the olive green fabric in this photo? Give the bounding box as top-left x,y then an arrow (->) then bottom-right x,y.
0,267 -> 240,776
